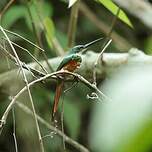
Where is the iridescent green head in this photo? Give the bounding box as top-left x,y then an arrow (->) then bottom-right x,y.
68,37 -> 103,54
69,45 -> 85,54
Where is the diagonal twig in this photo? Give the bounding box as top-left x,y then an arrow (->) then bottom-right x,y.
32,0 -> 65,56
2,38 -> 48,74
12,108 -> 18,152
0,44 -> 46,77
3,28 -> 45,52
112,0 -> 152,28
67,0 -> 80,48
0,0 -> 16,21
0,26 -> 45,152
93,7 -> 119,85
0,70 -> 105,151
79,2 -> 131,50
0,70 -> 109,134
93,39 -> 112,85
16,101 -> 89,152
25,0 -> 53,72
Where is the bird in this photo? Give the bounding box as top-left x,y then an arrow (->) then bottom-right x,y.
52,37 -> 103,120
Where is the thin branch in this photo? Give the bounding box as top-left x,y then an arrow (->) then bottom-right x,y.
2,40 -> 11,69
112,0 -> 152,28
0,44 -> 46,77
3,28 -> 45,52
0,26 -> 44,152
26,1 -> 53,72
42,51 -> 54,72
93,7 -> 119,85
1,48 -> 149,91
106,7 -> 121,39
26,0 -> 41,58
67,0 -> 80,48
2,38 -> 48,74
0,70 -> 108,134
93,39 -> 112,85
0,0 -> 16,21
16,102 -> 89,152
32,0 -> 65,56
12,108 -> 18,152
64,81 -> 78,93
79,2 -> 131,50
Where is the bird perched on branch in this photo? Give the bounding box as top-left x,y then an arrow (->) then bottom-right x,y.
52,37 -> 103,119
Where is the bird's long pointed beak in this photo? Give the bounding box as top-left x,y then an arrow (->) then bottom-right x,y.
84,37 -> 103,48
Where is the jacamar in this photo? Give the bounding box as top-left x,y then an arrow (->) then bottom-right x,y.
52,37 -> 103,119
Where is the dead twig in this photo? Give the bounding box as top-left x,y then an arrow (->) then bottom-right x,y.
0,70 -> 109,135
0,44 -> 46,77
3,28 -> 45,52
26,1 -> 53,72
2,38 -> 48,74
0,26 -> 45,152
67,0 -> 80,48
93,7 -> 119,85
93,39 -> 112,85
79,2 -> 131,50
12,108 -> 18,152
31,0 -> 64,56
112,0 -> 152,28
16,102 -> 90,152
0,0 -> 16,21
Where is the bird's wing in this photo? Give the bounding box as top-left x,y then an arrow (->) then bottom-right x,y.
56,55 -> 73,71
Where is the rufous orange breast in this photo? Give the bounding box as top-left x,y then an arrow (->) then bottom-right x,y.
63,60 -> 81,72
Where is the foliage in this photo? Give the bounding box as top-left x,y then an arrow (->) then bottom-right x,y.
0,0 -> 152,152
96,0 -> 133,28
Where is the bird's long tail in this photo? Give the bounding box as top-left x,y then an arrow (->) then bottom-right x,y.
52,81 -> 64,119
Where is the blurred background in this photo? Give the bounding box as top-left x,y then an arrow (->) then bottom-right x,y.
0,0 -> 152,152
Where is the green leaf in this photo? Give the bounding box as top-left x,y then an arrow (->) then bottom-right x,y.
96,0 -> 133,28
43,17 -> 55,49
2,1 -> 53,30
118,120 -> 152,152
144,36 -> 152,54
68,0 -> 78,8
25,1 -> 53,30
2,5 -> 27,29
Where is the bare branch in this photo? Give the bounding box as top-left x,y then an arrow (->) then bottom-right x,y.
79,2 -> 132,50
0,26 -> 45,152
12,108 -> 18,152
0,70 -> 108,134
32,0 -> 65,56
2,38 -> 48,74
67,0 -> 80,47
0,44 -> 46,77
16,102 -> 90,152
93,39 -> 112,85
112,0 -> 152,28
3,28 -> 45,52
0,49 -> 152,92
0,0 -> 16,20
26,1 -> 53,72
